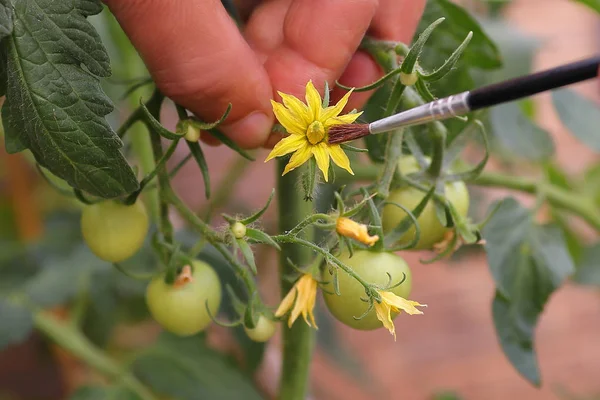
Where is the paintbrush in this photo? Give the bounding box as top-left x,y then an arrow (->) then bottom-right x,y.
327,55 -> 600,145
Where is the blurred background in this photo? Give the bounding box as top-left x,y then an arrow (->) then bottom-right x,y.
1,0 -> 599,399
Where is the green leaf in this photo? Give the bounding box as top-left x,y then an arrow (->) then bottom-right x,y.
240,189 -> 275,225
572,0 -> 600,13
69,385 -> 141,400
0,40 -> 8,98
552,88 -> 600,151
420,0 -> 502,70
236,238 -> 257,275
133,332 -> 263,400
207,129 -> 255,161
401,17 -> 445,74
186,140 -> 211,199
0,299 -> 33,351
489,102 -> 554,161
1,0 -> 139,198
483,198 -> 574,385
572,244 -> 600,286
245,228 -> 280,251
0,0 -> 13,41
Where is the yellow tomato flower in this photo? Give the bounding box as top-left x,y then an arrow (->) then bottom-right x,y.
374,290 -> 426,340
265,80 -> 362,181
336,217 -> 379,246
275,273 -> 318,328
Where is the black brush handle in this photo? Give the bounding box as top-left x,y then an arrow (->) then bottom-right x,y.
467,56 -> 600,111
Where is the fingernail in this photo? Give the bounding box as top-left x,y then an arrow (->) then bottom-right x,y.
221,112 -> 273,149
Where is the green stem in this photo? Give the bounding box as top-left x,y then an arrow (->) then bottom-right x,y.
474,172 -> 600,231
426,123 -> 446,178
277,160 -> 315,400
145,91 -> 174,247
34,311 -> 156,400
376,129 -> 404,198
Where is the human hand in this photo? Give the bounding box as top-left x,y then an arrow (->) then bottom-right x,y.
104,0 -> 426,149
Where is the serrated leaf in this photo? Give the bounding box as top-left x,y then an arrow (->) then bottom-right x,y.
0,299 -> 33,351
1,0 -> 139,198
0,0 -> 13,41
573,0 -> 600,13
572,244 -> 600,286
483,198 -> 574,385
552,88 -> 600,151
0,40 -> 8,98
133,332 -> 263,400
420,0 -> 501,70
69,386 -> 141,400
490,102 -> 554,161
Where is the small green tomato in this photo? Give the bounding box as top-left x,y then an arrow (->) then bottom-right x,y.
382,156 -> 470,250
323,250 -> 412,330
146,260 -> 222,336
244,315 -> 277,342
81,199 -> 149,263
231,222 -> 247,239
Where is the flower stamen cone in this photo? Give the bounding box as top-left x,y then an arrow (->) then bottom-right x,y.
336,217 -> 379,246
265,80 -> 362,182
275,273 -> 318,328
374,290 -> 426,340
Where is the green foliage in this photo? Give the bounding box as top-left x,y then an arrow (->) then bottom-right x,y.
572,244 -> 600,286
572,0 -> 600,13
70,386 -> 141,400
552,88 -> 600,151
0,299 -> 33,351
489,102 -> 555,161
0,0 -> 13,42
132,332 -> 263,400
1,0 -> 138,198
484,198 -> 575,385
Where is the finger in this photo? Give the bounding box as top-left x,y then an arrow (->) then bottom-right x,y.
332,0 -> 427,111
104,0 -> 274,149
256,0 -> 380,98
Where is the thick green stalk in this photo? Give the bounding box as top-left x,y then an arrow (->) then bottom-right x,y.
277,160 -> 315,400
34,311 -> 156,400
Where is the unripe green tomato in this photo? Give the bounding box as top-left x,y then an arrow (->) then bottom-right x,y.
322,250 -> 412,330
244,315 -> 277,342
146,260 -> 222,336
81,199 -> 149,263
231,222 -> 247,239
382,156 -> 470,250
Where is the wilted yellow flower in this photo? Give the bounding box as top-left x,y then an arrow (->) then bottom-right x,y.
336,217 -> 379,246
374,290 -> 426,340
275,273 -> 318,328
432,230 -> 487,257
265,81 -> 362,181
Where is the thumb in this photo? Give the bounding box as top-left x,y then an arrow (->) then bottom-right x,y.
104,0 -> 274,149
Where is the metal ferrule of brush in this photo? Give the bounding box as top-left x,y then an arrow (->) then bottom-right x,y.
369,91 -> 471,135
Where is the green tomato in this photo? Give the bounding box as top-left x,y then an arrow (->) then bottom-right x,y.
81,199 -> 149,263
244,315 -> 277,342
382,156 -> 470,250
323,250 -> 412,330
146,260 -> 222,336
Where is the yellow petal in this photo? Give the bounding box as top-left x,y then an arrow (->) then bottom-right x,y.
312,143 -> 331,182
275,286 -> 297,319
265,134 -> 306,162
325,111 -> 363,128
380,291 -> 426,315
321,89 -> 353,121
271,100 -> 306,136
304,277 -> 318,328
278,91 -> 310,126
328,145 -> 353,176
374,301 -> 396,341
282,143 -> 312,175
305,80 -> 322,122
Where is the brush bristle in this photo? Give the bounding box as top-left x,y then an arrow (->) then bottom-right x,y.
327,124 -> 370,145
